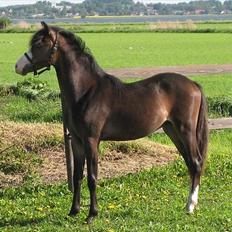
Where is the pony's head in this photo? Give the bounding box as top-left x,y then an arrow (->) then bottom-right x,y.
15,22 -> 58,76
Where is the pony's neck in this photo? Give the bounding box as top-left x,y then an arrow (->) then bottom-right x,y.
54,44 -> 104,105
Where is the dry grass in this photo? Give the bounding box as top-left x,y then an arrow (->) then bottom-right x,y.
0,120 -> 63,149
0,121 -> 63,188
17,21 -> 31,29
149,20 -> 197,30
0,171 -> 23,188
0,121 -> 177,188
99,140 -> 177,179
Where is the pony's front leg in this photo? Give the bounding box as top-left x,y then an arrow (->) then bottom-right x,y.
85,137 -> 99,224
69,137 -> 85,216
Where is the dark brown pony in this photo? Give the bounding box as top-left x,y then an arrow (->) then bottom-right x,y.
15,22 -> 208,224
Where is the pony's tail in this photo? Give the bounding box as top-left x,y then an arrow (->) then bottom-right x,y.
195,83 -> 209,172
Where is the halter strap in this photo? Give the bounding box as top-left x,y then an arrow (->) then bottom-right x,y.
24,52 -> 38,75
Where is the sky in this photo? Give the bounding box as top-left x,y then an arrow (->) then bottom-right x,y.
0,0 -> 200,8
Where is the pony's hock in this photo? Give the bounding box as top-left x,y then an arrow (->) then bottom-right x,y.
15,22 -> 208,224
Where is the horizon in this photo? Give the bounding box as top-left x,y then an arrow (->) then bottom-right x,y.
0,0 -> 220,8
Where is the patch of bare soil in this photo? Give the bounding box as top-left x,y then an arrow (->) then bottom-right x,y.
0,172 -> 23,188
98,140 -> 177,179
0,120 -> 63,148
39,140 -> 177,184
0,121 -> 178,188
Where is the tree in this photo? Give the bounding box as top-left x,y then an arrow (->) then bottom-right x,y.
224,0 -> 232,11
0,18 -> 10,29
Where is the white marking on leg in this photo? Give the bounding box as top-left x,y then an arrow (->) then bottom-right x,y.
187,185 -> 199,213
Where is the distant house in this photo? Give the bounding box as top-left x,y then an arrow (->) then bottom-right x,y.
66,13 -> 73,17
55,5 -> 64,11
174,10 -> 184,15
221,10 -> 232,14
146,6 -> 157,15
195,9 -> 206,15
32,13 -> 44,18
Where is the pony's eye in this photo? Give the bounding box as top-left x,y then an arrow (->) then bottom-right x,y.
35,43 -> 42,48
33,41 -> 43,48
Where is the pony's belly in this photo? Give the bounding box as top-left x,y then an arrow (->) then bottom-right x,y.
101,131 -> 148,141
101,106 -> 167,141
101,120 -> 162,141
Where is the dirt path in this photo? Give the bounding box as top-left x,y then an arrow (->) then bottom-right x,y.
106,64 -> 232,78
155,118 -> 232,133
208,118 -> 232,130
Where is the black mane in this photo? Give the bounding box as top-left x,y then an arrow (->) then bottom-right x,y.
58,29 -> 90,56
31,26 -> 124,89
30,26 -> 89,56
56,27 -> 106,75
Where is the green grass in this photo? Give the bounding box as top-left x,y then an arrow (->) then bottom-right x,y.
0,96 -> 61,122
195,21 -> 232,31
190,74 -> 232,98
1,28 -> 231,231
66,33 -> 232,67
0,129 -> 231,231
1,32 -> 232,86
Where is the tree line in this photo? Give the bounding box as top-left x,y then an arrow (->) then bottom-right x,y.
1,0 -> 232,18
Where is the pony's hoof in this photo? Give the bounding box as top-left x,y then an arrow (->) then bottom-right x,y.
186,203 -> 196,214
86,210 -> 98,224
68,208 -> 80,217
86,215 -> 96,224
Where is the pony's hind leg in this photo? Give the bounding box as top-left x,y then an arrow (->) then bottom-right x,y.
163,121 -> 202,213
178,126 -> 203,214
187,172 -> 201,213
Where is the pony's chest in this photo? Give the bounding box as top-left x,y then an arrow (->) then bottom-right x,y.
67,102 -> 109,138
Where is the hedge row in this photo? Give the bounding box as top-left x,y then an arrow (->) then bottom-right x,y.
1,28 -> 232,34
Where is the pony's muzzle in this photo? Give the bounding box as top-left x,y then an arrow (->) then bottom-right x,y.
15,51 -> 33,76
15,63 -> 31,76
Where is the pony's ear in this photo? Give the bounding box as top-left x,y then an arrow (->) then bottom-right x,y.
41,21 -> 49,34
41,21 -> 56,43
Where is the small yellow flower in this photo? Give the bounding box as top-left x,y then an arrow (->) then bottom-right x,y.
108,203 -> 116,209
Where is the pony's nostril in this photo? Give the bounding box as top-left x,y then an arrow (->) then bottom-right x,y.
15,64 -> 18,69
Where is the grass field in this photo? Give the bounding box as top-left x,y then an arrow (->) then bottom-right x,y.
59,21 -> 232,32
190,74 -> 232,98
5,21 -> 232,33
0,28 -> 231,231
1,32 -> 232,86
0,129 -> 231,231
